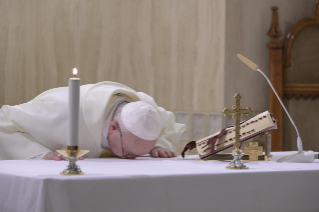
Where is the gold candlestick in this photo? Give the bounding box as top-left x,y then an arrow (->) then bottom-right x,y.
57,146 -> 89,175
222,93 -> 252,169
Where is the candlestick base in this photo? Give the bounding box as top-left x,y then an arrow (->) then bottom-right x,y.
226,150 -> 249,170
56,146 -> 89,175
60,157 -> 84,175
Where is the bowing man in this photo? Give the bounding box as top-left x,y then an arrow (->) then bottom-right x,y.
0,81 -> 186,160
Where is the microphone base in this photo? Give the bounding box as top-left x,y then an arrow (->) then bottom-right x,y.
277,151 -> 315,163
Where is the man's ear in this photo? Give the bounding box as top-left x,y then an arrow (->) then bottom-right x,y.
108,121 -> 118,135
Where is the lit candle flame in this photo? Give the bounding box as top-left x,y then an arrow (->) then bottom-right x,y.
73,68 -> 78,77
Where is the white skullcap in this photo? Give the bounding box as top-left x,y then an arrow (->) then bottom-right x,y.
121,101 -> 161,140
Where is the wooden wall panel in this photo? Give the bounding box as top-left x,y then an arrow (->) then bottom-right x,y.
224,0 -> 315,112
0,0 -> 225,113
283,98 -> 319,151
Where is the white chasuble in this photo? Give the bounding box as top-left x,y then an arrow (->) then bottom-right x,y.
0,81 -> 186,160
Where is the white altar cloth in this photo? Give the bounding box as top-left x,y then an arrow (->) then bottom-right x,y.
0,152 -> 318,212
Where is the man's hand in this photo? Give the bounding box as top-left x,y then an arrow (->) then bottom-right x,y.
150,147 -> 177,158
42,152 -> 84,161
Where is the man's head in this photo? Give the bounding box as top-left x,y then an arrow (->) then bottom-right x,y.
107,101 -> 161,159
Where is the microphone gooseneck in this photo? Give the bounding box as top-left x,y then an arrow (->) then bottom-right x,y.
256,68 -> 303,153
236,54 -> 304,154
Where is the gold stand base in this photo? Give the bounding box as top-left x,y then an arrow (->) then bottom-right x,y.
60,172 -> 85,175
226,166 -> 249,170
57,146 -> 90,175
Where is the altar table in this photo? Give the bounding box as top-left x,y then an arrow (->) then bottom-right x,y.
0,152 -> 318,212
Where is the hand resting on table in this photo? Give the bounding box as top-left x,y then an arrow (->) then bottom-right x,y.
150,147 -> 177,158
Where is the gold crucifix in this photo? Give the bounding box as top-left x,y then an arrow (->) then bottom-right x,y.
222,93 -> 252,152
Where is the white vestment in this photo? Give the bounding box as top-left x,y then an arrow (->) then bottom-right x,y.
0,81 -> 186,160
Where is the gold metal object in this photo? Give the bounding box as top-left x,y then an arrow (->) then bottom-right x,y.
56,146 -> 89,175
222,93 -> 252,169
251,135 -> 266,161
226,168 -> 249,170
244,142 -> 263,161
226,166 -> 249,170
67,146 -> 79,151
222,93 -> 252,152
57,146 -> 88,158
242,133 -> 272,161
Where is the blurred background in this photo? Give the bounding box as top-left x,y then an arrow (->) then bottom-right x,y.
0,0 -> 317,153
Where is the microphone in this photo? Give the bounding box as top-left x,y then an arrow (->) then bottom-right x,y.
237,54 -> 314,163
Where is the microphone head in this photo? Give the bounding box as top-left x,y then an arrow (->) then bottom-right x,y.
237,54 -> 259,71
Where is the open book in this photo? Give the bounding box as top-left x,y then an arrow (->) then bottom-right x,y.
186,111 -> 277,159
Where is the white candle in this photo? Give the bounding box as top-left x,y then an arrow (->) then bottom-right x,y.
68,68 -> 80,146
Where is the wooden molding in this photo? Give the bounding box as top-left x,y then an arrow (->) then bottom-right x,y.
313,0 -> 319,21
267,6 -> 283,151
282,0 -> 319,100
284,83 -> 319,99
283,1 -> 319,71
267,0 -> 319,151
283,18 -> 319,70
267,6 -> 282,49
268,1 -> 319,151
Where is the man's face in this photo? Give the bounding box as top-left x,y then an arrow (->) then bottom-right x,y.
107,121 -> 157,159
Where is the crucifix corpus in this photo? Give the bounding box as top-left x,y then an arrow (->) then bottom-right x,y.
222,93 -> 252,169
